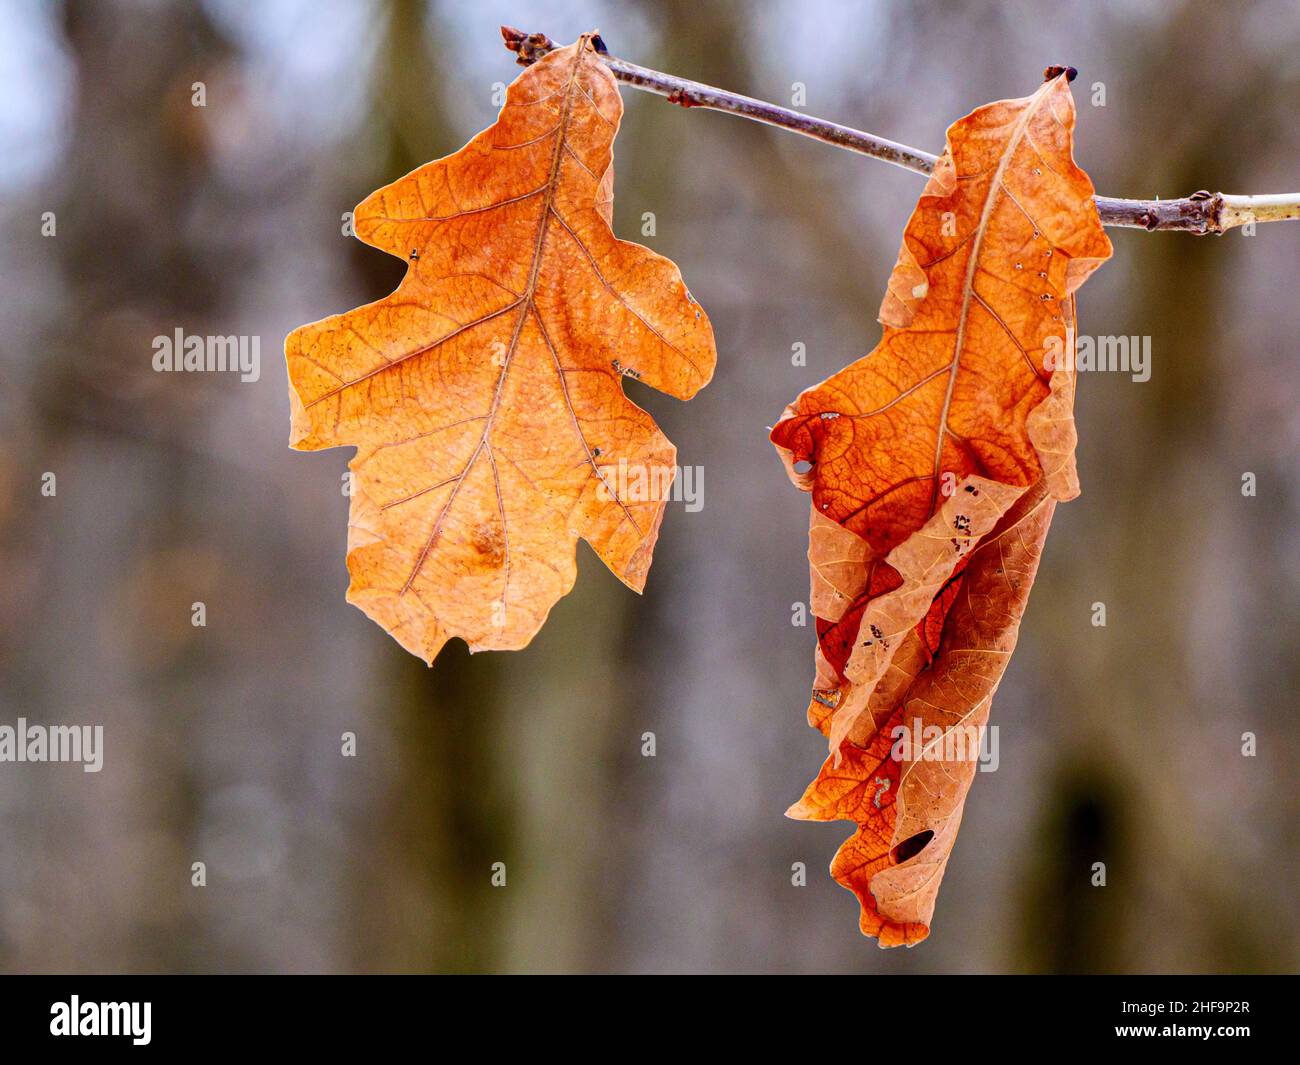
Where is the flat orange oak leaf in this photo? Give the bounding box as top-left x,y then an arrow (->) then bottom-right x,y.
285,34 -> 716,662
775,74 -> 1110,945
791,480 -> 1056,947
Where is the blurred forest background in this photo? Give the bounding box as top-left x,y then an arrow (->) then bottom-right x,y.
0,0 -> 1296,974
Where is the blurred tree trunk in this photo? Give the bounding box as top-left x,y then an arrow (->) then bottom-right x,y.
1,0 -> 236,972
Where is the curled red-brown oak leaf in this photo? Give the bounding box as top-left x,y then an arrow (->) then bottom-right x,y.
776,75 -> 1110,945
285,35 -> 716,662
791,481 -> 1056,947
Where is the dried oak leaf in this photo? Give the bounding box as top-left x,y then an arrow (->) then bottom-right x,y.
773,74 -> 1111,945
285,34 -> 715,662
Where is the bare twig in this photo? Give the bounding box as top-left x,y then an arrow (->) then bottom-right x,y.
502,27 -> 1300,235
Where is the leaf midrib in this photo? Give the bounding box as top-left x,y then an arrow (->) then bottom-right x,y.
397,38 -> 587,600
926,81 -> 1054,518
399,36 -> 641,608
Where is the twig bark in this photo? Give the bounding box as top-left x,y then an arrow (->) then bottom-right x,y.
502,27 -> 1300,236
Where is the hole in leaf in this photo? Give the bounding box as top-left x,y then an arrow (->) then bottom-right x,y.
892,829 -> 934,864
793,459 -> 813,475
